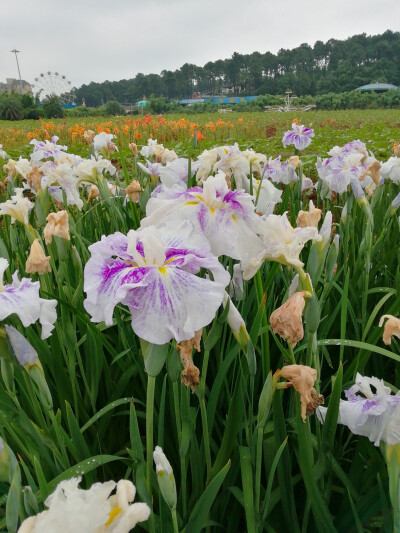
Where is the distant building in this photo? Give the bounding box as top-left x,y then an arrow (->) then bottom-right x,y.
180,95 -> 258,106
355,83 -> 398,93
0,78 -> 32,96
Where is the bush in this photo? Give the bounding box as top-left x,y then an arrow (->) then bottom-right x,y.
104,100 -> 125,116
0,95 -> 24,121
42,94 -> 64,118
148,97 -> 167,114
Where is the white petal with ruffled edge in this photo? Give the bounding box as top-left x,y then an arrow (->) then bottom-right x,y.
0,266 -> 57,340
84,224 -> 229,344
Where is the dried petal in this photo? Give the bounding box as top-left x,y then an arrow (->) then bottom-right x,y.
280,364 -> 322,422
43,210 -> 70,244
177,330 -> 202,392
26,239 -> 51,274
379,314 -> 400,345
270,291 -> 305,347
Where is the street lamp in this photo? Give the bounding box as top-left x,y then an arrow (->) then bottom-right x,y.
10,49 -> 23,94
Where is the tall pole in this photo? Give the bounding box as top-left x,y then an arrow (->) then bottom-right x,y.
10,49 -> 23,94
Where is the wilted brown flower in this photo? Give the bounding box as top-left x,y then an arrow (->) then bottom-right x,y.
177,330 -> 202,392
296,201 -> 321,228
288,155 -> 301,169
83,130 -> 96,144
88,185 -> 100,202
270,291 -> 306,347
379,314 -> 400,345
279,364 -> 324,422
393,142 -> 400,157
359,161 -> 381,187
126,180 -> 141,202
128,143 -> 138,157
3,160 -> 17,177
26,239 -> 51,274
26,166 -> 42,193
154,148 -> 165,164
107,142 -> 117,154
43,210 -> 70,244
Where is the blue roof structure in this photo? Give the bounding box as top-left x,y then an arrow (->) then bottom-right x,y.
355,83 -> 398,92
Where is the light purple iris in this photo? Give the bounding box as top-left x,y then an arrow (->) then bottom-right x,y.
142,173 -> 263,261
261,157 -> 298,184
0,258 -> 57,339
30,136 -> 68,163
317,156 -> 362,196
83,223 -> 230,344
282,123 -> 314,151
317,373 -> 400,446
137,160 -> 162,178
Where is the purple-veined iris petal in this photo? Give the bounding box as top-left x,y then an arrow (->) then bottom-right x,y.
317,373 -> 400,446
83,224 -> 229,344
282,124 -> 314,151
143,173 -> 263,261
0,259 -> 57,339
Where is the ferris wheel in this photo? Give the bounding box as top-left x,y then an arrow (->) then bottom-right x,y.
32,71 -> 76,105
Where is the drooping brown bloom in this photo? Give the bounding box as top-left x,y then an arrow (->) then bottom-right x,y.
128,143 -> 138,157
379,314 -> 400,345
26,166 -> 42,193
270,291 -> 306,347
88,185 -> 100,202
83,130 -> 96,144
279,364 -> 324,422
296,200 -> 321,228
176,330 -> 202,392
288,155 -> 301,169
43,210 -> 70,244
359,161 -> 381,187
26,239 -> 51,274
125,180 -> 141,202
3,160 -> 17,177
393,141 -> 400,157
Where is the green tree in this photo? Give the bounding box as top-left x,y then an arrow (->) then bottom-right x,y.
42,94 -> 64,118
0,95 -> 24,121
104,100 -> 125,116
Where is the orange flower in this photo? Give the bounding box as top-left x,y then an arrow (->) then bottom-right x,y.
191,130 -> 205,141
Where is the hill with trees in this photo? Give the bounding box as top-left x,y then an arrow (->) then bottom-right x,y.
73,30 -> 400,107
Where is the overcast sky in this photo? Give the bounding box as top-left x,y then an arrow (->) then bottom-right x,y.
1,0 -> 398,90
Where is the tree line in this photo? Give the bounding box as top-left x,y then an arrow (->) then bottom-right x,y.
74,31 -> 400,107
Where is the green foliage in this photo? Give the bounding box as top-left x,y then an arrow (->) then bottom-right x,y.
103,100 -> 125,116
0,95 -> 24,121
42,94 -> 64,119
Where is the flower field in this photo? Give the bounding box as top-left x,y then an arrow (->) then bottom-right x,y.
0,111 -> 399,532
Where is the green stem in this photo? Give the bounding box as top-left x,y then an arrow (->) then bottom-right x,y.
173,381 -> 187,516
171,508 -> 180,533
200,395 -> 212,479
146,374 -> 156,533
255,270 -> 269,375
199,348 -> 212,479
288,344 -> 296,364
306,331 -> 315,367
254,426 -> 263,514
